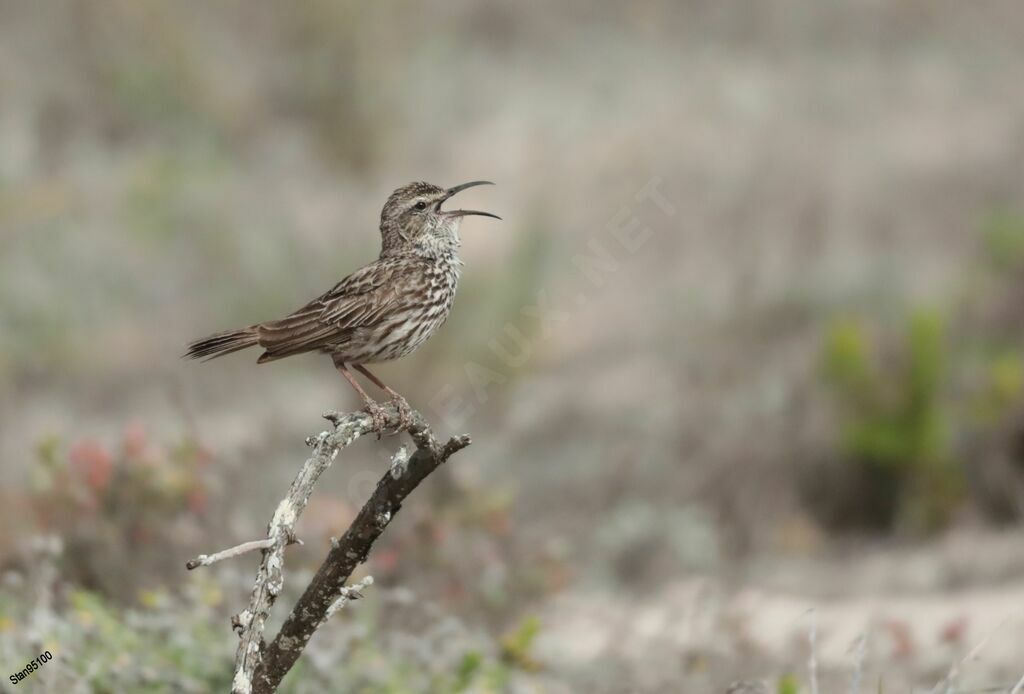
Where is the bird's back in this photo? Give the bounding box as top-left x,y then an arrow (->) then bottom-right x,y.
257,251 -> 461,365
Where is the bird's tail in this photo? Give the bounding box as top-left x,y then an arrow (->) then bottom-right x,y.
184,326 -> 259,361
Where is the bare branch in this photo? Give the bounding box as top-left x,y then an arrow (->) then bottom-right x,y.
187,539 -> 280,571
220,403 -> 470,694
322,575 -> 374,625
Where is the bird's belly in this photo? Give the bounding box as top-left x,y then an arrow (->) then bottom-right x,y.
340,303 -> 452,364
325,259 -> 460,365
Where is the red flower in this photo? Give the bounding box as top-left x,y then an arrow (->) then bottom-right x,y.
69,439 -> 113,492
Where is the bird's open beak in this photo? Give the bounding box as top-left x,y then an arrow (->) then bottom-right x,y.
441,181 -> 501,220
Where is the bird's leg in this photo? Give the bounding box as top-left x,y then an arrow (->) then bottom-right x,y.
333,359 -> 388,438
353,364 -> 414,431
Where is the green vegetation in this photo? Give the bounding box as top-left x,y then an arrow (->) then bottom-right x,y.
777,674 -> 801,694
981,208 -> 1024,272
816,208 -> 1024,532
821,310 -> 962,532
970,351 -> 1024,426
499,615 -> 541,672
0,583 -> 526,693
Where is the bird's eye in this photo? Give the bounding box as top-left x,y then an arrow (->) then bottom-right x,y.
414,201 -> 427,211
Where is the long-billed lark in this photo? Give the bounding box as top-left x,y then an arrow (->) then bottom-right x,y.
185,181 -> 499,435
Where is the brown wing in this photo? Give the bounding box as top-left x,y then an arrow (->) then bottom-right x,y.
255,259 -> 401,362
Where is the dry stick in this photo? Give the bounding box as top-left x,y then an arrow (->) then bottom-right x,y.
848,632 -> 867,694
322,574 -> 375,624
807,608 -> 819,694
932,619 -> 1006,694
187,539 -> 282,570
213,403 -> 469,694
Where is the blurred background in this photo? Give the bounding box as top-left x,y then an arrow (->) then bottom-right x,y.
2,1 -> 1024,692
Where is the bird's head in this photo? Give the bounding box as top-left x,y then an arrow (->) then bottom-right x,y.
379,180 -> 499,256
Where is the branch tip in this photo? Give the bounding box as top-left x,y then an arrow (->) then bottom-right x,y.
186,538 -> 276,571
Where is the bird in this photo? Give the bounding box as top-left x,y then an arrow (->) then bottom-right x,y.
184,180 -> 500,435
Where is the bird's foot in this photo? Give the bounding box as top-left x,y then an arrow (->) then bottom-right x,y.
388,395 -> 415,431
362,400 -> 390,439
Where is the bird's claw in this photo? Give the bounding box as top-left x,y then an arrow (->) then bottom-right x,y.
363,401 -> 389,439
389,395 -> 414,431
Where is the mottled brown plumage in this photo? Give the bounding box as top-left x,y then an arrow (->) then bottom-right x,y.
185,180 -> 499,434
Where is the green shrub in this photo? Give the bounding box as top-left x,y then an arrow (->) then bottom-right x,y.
820,310 -> 963,532
777,674 -> 800,694
970,351 -> 1024,425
